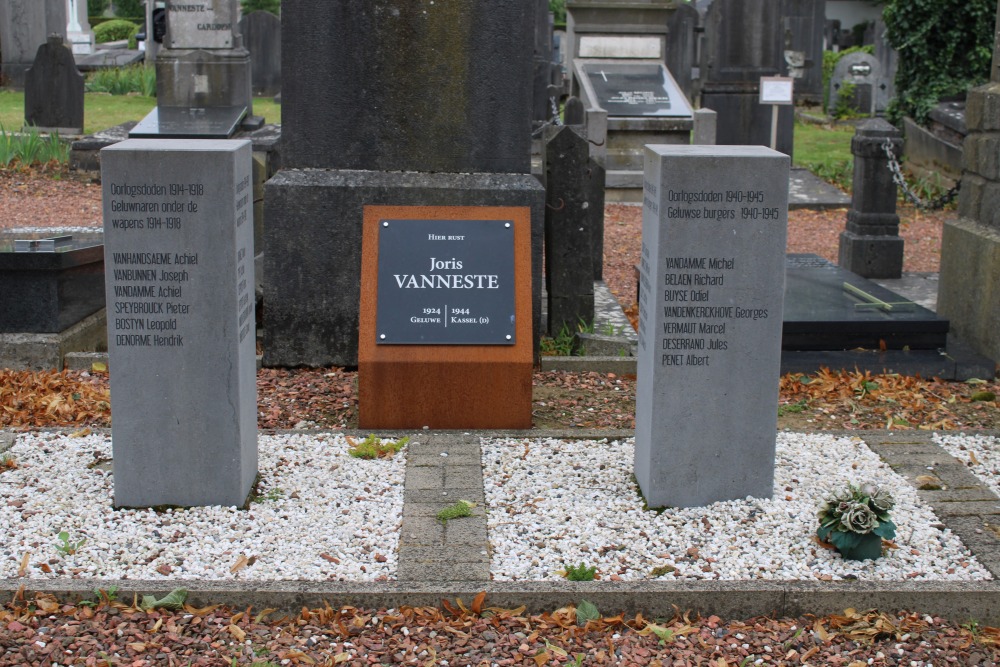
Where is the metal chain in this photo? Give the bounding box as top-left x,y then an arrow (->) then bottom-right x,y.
881,138 -> 960,211
531,97 -> 564,139
550,96 -> 563,126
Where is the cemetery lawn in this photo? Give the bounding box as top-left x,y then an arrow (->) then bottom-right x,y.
0,90 -> 281,135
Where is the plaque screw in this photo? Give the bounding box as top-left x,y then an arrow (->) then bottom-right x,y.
506,335 -> 512,340
380,334 -> 386,340
505,222 -> 511,228
382,221 -> 388,227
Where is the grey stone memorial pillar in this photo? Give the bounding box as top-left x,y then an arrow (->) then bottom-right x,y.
838,119 -> 904,279
635,145 -> 788,508
264,1 -> 544,367
101,139 -> 257,508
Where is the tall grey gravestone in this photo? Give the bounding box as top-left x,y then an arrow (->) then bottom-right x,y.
0,0 -> 67,87
101,139 -> 257,508
635,145 -> 789,508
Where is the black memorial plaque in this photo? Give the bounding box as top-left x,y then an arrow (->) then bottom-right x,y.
376,219 -> 516,345
129,106 -> 248,139
583,62 -> 688,117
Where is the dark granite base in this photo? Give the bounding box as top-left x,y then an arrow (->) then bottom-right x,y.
263,170 -> 544,368
0,237 -> 105,333
783,254 -> 949,351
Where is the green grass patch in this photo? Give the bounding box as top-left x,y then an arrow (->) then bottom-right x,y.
792,120 -> 855,192
0,90 -> 281,136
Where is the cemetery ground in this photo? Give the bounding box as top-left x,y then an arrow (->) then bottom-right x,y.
2,155 -> 1000,664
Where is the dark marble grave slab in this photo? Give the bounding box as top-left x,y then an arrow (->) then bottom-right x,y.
0,234 -> 105,333
783,254 -> 948,350
579,61 -> 692,118
129,106 -> 247,139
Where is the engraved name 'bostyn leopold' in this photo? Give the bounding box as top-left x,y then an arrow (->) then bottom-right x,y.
393,257 -> 500,289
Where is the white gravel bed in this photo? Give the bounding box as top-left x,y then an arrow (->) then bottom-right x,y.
934,433 -> 1000,498
483,433 -> 992,582
0,431 -> 405,581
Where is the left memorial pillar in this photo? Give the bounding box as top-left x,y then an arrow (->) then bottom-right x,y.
101,139 -> 257,508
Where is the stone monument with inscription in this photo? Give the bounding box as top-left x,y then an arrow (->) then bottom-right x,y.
265,1 -> 545,370
130,0 -> 253,139
635,145 -> 789,508
101,139 -> 257,508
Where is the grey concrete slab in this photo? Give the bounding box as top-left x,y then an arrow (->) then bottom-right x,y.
405,488 -> 486,505
0,431 -> 13,453
405,466 -> 444,490
399,547 -> 490,564
398,560 -> 490,582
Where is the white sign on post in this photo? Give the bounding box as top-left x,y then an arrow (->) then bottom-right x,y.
760,76 -> 794,150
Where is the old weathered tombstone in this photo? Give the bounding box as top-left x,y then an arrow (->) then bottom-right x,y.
635,145 -> 788,508
0,0 -> 67,87
265,1 -> 544,370
239,10 -> 281,97
532,0 -> 555,123
101,139 -> 257,508
130,0 -> 253,138
937,0 -> 1000,365
664,2 -> 700,100
700,0 -> 823,154
873,17 -> 897,113
24,35 -> 85,134
838,119 -> 903,278
544,125 -> 595,335
828,51 -> 883,117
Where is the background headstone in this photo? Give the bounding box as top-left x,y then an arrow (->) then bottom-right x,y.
828,51 -> 883,117
238,10 -> 281,97
664,2 -> 700,101
24,34 -> 85,134
699,0 -> 823,154
101,139 -> 257,508
544,125 -> 595,334
0,0 -> 67,88
635,145 -> 789,508
131,0 -> 252,138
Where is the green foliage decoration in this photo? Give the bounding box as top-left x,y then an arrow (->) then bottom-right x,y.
564,562 -> 597,581
94,18 -> 139,46
88,0 -> 110,16
86,64 -> 156,96
816,482 -> 896,554
549,0 -> 566,25
242,0 -> 281,15
883,0 -> 994,125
